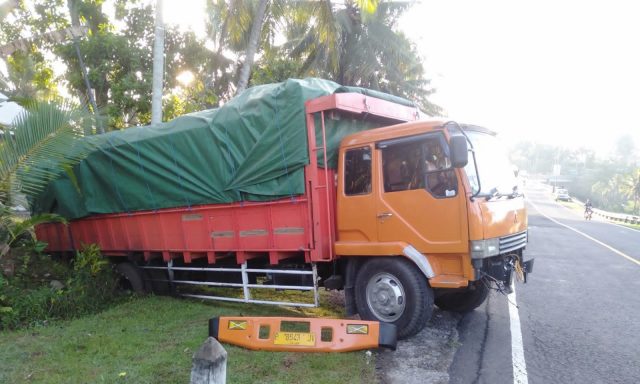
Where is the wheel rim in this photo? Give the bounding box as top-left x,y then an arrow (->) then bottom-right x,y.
365,272 -> 406,322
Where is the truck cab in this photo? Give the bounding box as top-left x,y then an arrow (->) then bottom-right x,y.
335,120 -> 532,338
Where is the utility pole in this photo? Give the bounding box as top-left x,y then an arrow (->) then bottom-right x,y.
151,0 -> 164,125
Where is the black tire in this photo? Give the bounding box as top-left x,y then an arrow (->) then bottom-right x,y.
434,279 -> 489,313
354,257 -> 433,339
115,262 -> 146,294
144,268 -> 171,295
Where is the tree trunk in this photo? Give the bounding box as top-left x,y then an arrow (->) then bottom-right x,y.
235,0 -> 269,95
67,0 -> 80,26
67,0 -> 104,133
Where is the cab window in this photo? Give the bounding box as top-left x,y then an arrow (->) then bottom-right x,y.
380,133 -> 458,198
344,147 -> 372,195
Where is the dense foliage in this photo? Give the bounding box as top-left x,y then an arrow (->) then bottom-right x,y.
0,100 -> 95,205
0,0 -> 438,131
0,244 -> 122,330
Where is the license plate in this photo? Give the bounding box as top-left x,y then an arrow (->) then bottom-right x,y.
274,332 -> 316,346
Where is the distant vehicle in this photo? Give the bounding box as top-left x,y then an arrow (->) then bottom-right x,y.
555,188 -> 571,202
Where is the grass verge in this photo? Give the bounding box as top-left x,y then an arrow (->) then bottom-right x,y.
0,294 -> 375,384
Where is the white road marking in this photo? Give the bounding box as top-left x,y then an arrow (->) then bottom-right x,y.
508,286 -> 529,384
528,200 -> 640,267
611,222 -> 640,233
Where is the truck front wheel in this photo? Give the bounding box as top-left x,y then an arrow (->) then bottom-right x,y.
354,257 -> 433,339
434,279 -> 489,313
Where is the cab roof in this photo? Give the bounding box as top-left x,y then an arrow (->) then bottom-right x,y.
340,120 -> 495,148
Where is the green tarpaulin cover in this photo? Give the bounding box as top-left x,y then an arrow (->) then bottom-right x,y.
32,78 -> 416,219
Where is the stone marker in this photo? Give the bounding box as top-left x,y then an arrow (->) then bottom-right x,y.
190,337 -> 227,384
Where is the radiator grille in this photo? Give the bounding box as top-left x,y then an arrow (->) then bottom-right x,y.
499,231 -> 527,254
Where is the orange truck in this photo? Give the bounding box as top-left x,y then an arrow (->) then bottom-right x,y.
36,80 -> 532,339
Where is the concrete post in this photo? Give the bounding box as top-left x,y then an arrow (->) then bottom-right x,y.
190,337 -> 227,384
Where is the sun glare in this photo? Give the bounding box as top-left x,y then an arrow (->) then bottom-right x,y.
176,70 -> 195,86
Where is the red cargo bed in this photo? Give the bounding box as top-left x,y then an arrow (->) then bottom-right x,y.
36,93 -> 421,265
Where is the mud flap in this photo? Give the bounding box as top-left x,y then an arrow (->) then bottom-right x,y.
522,258 -> 534,283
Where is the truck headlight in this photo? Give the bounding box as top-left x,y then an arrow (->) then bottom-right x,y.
470,238 -> 500,259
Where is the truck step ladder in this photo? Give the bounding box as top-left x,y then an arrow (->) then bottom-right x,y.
209,316 -> 397,352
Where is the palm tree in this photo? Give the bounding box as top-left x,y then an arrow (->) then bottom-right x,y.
0,99 -> 92,264
0,100 -> 94,206
206,0 -> 278,95
620,169 -> 640,214
208,0 -> 385,97
0,204 -> 65,261
283,1 -> 440,114
235,0 -> 270,94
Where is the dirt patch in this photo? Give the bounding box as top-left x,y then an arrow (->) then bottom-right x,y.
376,309 -> 462,384
282,354 -> 300,369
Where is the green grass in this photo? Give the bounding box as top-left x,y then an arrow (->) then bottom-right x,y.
0,294 -> 375,384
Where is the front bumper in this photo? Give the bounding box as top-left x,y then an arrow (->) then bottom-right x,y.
471,230 -> 533,288
475,254 -> 534,285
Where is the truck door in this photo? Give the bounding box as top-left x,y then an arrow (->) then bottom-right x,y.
337,145 -> 378,243
375,132 -> 467,253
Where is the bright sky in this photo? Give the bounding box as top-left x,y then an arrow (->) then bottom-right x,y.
402,0 -> 640,155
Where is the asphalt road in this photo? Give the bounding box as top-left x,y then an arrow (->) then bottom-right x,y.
449,182 -> 640,384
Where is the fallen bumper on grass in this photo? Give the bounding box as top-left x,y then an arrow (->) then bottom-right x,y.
209,316 -> 397,352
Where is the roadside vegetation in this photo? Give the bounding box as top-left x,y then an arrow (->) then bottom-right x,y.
0,243 -> 124,330
0,98 -> 107,329
0,293 -> 374,384
511,140 -> 639,215
0,1 -> 437,128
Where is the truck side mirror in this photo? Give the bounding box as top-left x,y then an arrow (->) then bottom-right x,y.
450,136 -> 468,168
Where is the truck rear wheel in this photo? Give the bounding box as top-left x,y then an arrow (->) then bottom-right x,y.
145,268 -> 171,295
115,262 -> 145,294
354,257 -> 433,339
434,279 -> 489,313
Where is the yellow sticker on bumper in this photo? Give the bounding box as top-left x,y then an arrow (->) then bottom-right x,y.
228,320 -> 248,330
346,324 -> 369,335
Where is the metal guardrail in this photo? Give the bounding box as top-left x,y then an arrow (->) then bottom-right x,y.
591,208 -> 639,224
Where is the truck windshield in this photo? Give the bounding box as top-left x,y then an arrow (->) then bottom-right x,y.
463,130 -> 517,197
